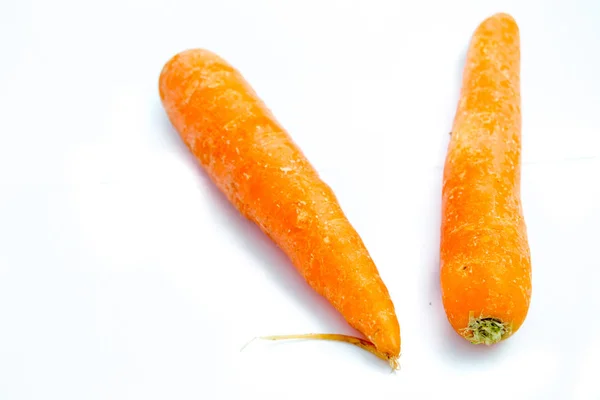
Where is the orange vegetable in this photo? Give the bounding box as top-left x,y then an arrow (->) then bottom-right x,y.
159,49 -> 400,367
440,13 -> 532,345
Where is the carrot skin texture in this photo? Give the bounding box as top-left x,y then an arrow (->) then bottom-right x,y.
440,13 -> 532,343
159,49 -> 400,358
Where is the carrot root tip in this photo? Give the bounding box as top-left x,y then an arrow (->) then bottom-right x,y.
240,336 -> 259,352
246,333 -> 400,371
462,313 -> 511,345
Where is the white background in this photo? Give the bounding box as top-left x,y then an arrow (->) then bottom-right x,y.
1,0 -> 599,399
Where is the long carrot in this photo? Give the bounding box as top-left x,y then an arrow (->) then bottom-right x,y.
159,49 -> 400,367
440,13 -> 531,345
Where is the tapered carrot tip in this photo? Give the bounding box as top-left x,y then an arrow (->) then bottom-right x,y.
159,49 -> 400,365
243,334 -> 400,371
440,11 -> 531,346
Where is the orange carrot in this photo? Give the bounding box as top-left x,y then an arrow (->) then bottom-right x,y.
159,49 -> 400,366
440,13 -> 531,345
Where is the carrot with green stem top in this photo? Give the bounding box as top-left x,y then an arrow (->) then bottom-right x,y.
441,13 -> 532,345
159,49 -> 401,367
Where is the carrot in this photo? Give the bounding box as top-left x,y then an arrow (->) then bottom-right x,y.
440,13 -> 532,345
159,49 -> 400,367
